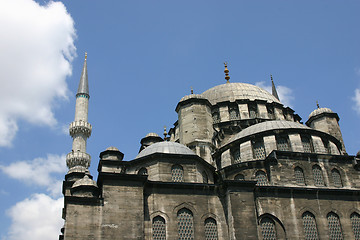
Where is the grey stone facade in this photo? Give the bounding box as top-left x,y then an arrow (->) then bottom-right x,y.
60,62 -> 360,239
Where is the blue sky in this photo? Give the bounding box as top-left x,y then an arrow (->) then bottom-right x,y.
0,1 -> 360,239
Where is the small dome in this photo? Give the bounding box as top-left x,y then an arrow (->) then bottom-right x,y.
72,175 -> 97,188
202,83 -> 280,105
309,107 -> 334,119
106,146 -> 120,151
145,132 -> 160,138
224,120 -> 311,146
136,141 -> 196,159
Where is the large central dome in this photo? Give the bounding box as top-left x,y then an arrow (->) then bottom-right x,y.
201,83 -> 280,105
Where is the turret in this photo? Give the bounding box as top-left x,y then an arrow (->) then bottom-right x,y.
306,105 -> 346,154
66,53 -> 92,174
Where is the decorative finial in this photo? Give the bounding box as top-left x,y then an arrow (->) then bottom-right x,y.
191,87 -> 193,95
224,62 -> 230,83
163,126 -> 168,140
270,74 -> 280,101
85,52 -> 87,60
316,101 -> 320,109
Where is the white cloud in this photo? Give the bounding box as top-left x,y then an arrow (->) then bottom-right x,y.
0,0 -> 76,147
0,154 -> 66,197
5,194 -> 63,240
355,67 -> 360,76
353,89 -> 360,115
255,81 -> 295,108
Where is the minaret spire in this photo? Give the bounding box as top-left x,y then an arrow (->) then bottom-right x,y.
66,53 -> 92,174
271,74 -> 280,101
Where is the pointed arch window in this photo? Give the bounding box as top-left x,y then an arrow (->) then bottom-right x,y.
253,140 -> 266,160
255,170 -> 268,186
177,208 -> 194,240
229,105 -> 240,120
327,212 -> 343,240
152,216 -> 166,240
204,218 -> 218,240
312,165 -> 325,186
301,136 -> 313,153
248,103 -> 258,118
260,217 -> 277,240
294,167 -> 305,185
231,147 -> 241,164
331,169 -> 342,188
276,136 -> 290,151
138,167 -> 148,176
171,165 -> 184,182
234,174 -> 245,181
351,212 -> 360,240
212,109 -> 220,123
267,105 -> 275,119
302,212 -> 319,240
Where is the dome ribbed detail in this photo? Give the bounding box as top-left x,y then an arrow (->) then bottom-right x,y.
136,141 -> 196,159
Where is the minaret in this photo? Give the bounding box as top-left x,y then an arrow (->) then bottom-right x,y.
66,53 -> 92,174
271,74 -> 280,101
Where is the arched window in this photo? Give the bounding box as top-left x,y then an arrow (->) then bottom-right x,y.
202,171 -> 208,184
152,216 -> 166,240
302,212 -> 319,240
260,217 -> 277,240
138,167 -> 148,176
232,147 -> 241,164
248,103 -> 258,118
276,136 -> 290,151
312,165 -> 325,186
234,174 -> 245,181
331,169 -> 342,188
253,140 -> 266,160
212,110 -> 220,123
177,208 -> 194,240
301,136 -> 313,153
294,167 -> 305,185
171,165 -> 184,182
204,218 -> 218,240
267,105 -> 275,119
351,212 -> 360,240
229,106 -> 240,120
255,170 -> 268,186
327,212 -> 343,240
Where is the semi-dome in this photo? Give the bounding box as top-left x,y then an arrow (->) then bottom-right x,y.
224,120 -> 311,146
136,141 -> 196,159
309,107 -> 334,119
202,83 -> 280,105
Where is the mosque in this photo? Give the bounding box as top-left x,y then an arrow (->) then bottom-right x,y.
60,54 -> 360,239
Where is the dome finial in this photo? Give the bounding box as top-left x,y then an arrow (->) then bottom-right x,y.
191,86 -> 193,95
224,62 -> 230,83
163,126 -> 168,141
316,100 -> 320,108
85,52 -> 87,60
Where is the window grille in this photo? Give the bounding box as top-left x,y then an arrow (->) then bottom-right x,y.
260,217 -> 277,240
253,140 -> 266,160
153,216 -> 166,240
312,165 -> 325,186
249,104 -> 258,118
277,137 -> 290,151
302,212 -> 319,240
351,212 -> 360,240
302,136 -> 313,153
202,171 -> 208,184
232,148 -> 241,163
212,111 -> 220,123
267,106 -> 275,119
323,139 -> 332,154
331,169 -> 342,188
204,218 -> 218,240
256,171 -> 268,186
229,107 -> 240,120
327,212 -> 343,240
177,208 -> 194,240
234,174 -> 245,180
294,167 -> 305,185
171,165 -> 184,182
138,167 -> 148,176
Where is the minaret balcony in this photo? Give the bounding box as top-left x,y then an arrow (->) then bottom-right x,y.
69,121 -> 92,137
66,151 -> 91,169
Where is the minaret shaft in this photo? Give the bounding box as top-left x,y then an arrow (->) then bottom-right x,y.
66,53 -> 92,173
